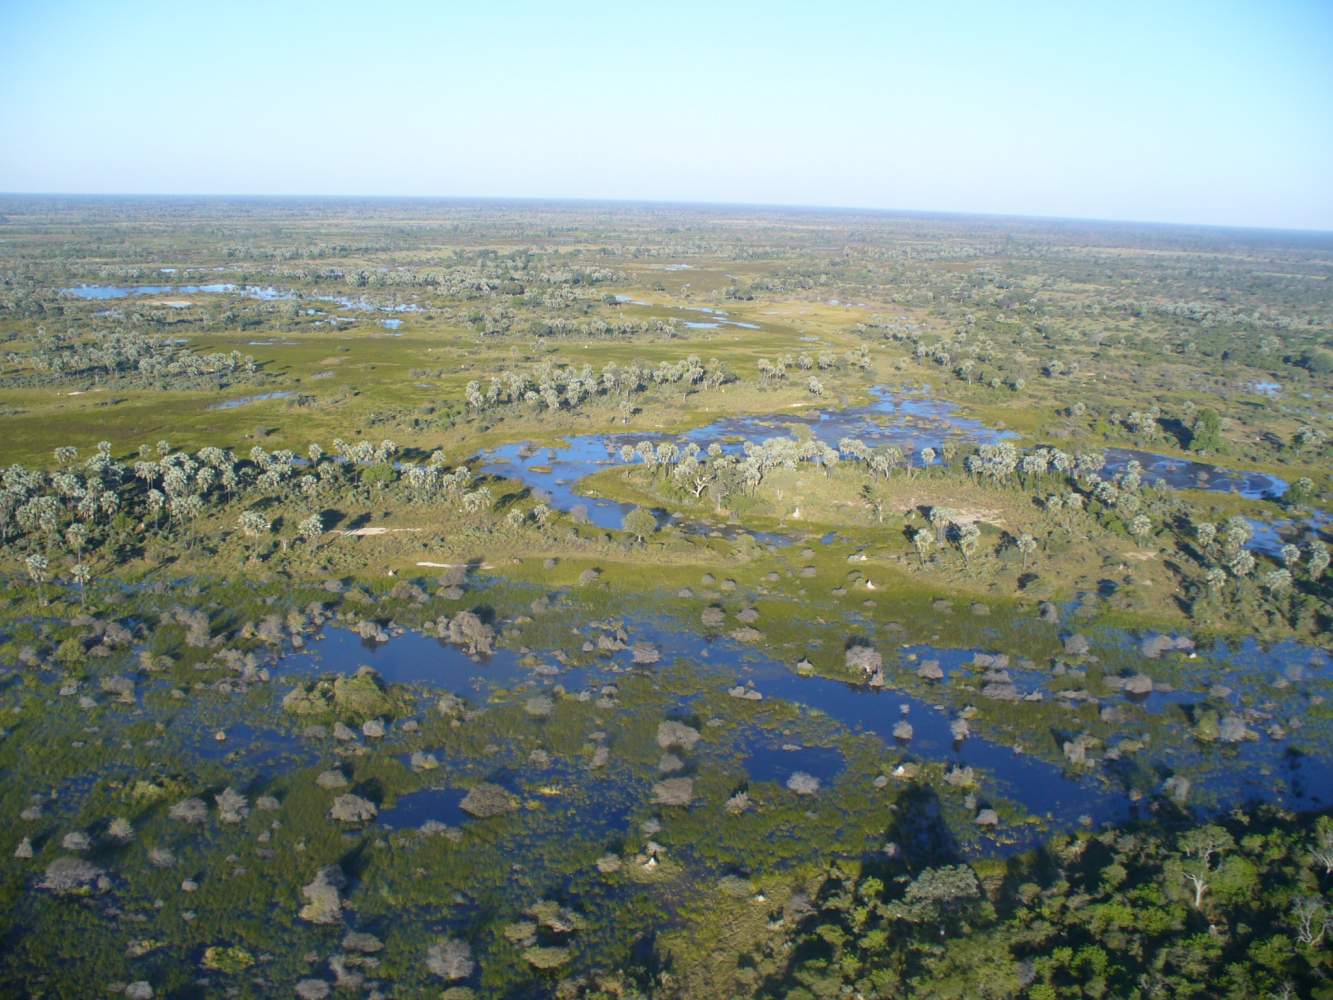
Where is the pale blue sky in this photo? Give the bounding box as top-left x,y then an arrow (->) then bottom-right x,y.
2,0 -> 1330,229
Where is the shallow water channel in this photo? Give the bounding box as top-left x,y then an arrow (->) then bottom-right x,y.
482,386 -> 1306,532
62,282 -> 422,314
271,608 -> 1330,848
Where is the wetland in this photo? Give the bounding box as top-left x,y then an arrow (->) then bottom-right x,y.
0,196 -> 1328,998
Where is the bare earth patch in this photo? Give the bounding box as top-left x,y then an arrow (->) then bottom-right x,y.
895,496 -> 1005,527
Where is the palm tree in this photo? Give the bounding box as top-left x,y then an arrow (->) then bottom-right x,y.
24,553 -> 49,606
1262,568 -> 1292,597
532,504 -> 552,530
956,523 -> 980,566
71,561 -> 91,608
1130,514 -> 1152,545
1016,533 -> 1036,570
298,513 -> 324,548
145,489 -> 167,529
237,510 -> 271,560
1193,520 -> 1216,552
928,506 -> 954,538
912,527 -> 934,567
169,493 -> 204,549
65,522 -> 88,563
1307,542 -> 1329,580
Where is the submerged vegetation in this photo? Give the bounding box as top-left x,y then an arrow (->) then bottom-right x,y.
0,196 -> 1328,997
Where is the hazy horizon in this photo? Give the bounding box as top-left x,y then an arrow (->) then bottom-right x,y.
6,190 -> 1333,237
3,0 -> 1331,230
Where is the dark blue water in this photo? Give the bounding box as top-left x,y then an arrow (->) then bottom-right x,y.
276,626 -> 530,697
264,606 -> 1331,842
1246,509 -> 1329,557
680,387 -> 1013,455
380,770 -> 636,835
1103,447 -> 1287,499
483,435 -> 636,530
379,786 -> 469,829
271,615 -> 1136,827
183,720 -> 311,778
593,617 -> 1138,828
620,616 -> 1330,824
741,735 -> 845,787
750,651 -> 1132,825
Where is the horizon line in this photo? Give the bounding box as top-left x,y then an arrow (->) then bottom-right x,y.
1,190 -> 1331,237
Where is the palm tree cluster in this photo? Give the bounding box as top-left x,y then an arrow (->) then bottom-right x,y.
0,434 -> 494,600
466,355 -> 734,413
756,347 -> 870,387
5,329 -> 257,387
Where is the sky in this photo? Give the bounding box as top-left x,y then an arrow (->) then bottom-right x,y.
1,0 -> 1331,230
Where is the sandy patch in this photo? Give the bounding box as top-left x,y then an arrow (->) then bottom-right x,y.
895,497 -> 1005,526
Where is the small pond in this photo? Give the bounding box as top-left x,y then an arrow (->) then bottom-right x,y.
207,391 -> 294,410
276,626 -> 530,697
